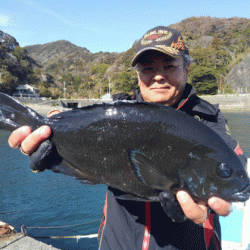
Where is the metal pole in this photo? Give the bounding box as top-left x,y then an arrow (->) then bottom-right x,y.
108,77 -> 111,96
63,81 -> 66,99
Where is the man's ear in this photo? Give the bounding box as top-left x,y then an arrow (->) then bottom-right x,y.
185,64 -> 190,83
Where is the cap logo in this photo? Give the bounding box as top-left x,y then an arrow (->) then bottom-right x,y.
171,36 -> 187,51
141,29 -> 173,45
155,45 -> 179,55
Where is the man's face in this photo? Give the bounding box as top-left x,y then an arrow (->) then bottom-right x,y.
136,51 -> 189,106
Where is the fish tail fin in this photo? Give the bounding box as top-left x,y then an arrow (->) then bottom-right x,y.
0,92 -> 44,132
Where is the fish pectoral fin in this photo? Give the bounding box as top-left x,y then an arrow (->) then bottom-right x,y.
159,191 -> 187,223
128,149 -> 173,190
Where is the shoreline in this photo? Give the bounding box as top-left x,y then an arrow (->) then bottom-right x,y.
26,103 -> 250,115
19,93 -> 250,113
201,95 -> 250,112
26,104 -> 69,116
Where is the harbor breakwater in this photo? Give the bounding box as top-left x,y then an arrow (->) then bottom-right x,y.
201,94 -> 250,111
18,94 -> 250,114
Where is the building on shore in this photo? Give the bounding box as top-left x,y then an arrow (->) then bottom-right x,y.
12,84 -> 40,99
101,93 -> 112,101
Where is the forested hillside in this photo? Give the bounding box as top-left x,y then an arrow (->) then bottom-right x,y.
25,40 -> 129,99
170,16 -> 250,94
0,30 -> 38,95
1,16 -> 250,98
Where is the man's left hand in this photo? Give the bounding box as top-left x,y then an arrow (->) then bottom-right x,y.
176,190 -> 232,224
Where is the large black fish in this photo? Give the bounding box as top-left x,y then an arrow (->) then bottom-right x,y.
0,92 -> 250,222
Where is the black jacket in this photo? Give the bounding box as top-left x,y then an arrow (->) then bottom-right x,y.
98,84 -> 246,250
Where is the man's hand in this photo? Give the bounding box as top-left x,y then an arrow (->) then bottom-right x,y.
177,190 -> 232,224
8,110 -> 62,172
8,109 -> 60,154
8,125 -> 52,155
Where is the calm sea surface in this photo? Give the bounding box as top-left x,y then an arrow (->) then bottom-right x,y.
0,111 -> 249,249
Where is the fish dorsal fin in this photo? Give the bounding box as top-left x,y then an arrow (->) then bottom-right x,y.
128,149 -> 174,190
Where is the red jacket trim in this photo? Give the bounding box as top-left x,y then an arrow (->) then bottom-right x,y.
204,213 -> 220,249
142,202 -> 151,250
204,213 -> 214,249
98,193 -> 107,235
177,97 -> 189,110
235,144 -> 244,155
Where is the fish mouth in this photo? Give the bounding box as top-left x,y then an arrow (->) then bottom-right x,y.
231,185 -> 250,202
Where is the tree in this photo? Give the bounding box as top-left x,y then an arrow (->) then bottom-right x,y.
0,71 -> 17,94
49,87 -> 62,99
39,85 -> 51,98
116,71 -> 138,93
189,66 -> 218,95
90,63 -> 109,76
211,36 -> 221,50
11,47 -> 28,61
0,44 -> 9,58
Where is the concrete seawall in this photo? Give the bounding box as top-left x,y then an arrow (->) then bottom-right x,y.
0,232 -> 60,250
201,94 -> 250,111
20,94 -> 250,114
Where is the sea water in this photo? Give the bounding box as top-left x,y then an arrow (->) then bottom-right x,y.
0,131 -> 107,249
0,112 -> 249,249
220,112 -> 250,244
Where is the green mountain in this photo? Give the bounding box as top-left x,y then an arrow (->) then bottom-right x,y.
0,30 -> 38,94
25,40 -> 133,99
1,16 -> 250,98
169,16 -> 250,94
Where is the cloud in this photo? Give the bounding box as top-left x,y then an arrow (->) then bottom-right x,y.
0,14 -> 10,26
18,0 -> 99,32
19,0 -> 80,28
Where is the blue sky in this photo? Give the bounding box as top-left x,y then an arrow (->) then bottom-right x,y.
1,0 -> 250,53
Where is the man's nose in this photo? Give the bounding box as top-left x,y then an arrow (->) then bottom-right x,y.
153,68 -> 167,81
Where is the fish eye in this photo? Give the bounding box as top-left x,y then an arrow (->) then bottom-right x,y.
217,163 -> 232,178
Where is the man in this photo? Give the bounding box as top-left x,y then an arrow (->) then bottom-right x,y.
8,26 -> 245,249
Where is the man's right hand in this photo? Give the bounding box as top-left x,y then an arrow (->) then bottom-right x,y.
8,109 -> 63,172
8,125 -> 63,172
8,109 -> 61,154
8,125 -> 52,155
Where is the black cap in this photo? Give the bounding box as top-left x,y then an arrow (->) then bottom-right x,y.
131,26 -> 189,67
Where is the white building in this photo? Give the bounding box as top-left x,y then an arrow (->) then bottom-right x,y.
12,84 -> 40,98
101,93 -> 112,101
